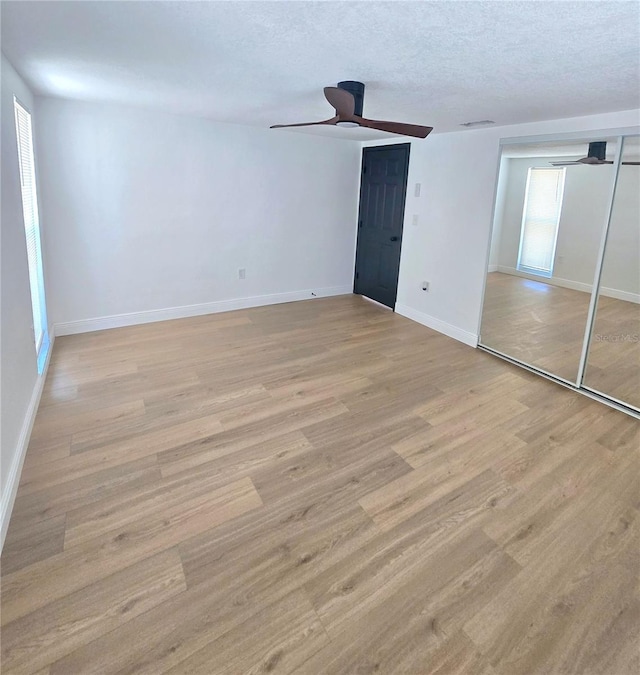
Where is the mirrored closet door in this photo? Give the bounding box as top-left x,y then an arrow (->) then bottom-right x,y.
479,133 -> 639,415
582,136 -> 640,410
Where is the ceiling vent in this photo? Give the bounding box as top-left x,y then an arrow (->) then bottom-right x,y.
460,120 -> 495,128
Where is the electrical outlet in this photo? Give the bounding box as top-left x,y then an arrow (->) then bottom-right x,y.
414,183 -> 421,198
422,281 -> 430,292
238,268 -> 246,280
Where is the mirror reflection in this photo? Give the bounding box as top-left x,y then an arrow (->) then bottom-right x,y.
583,136 -> 640,410
481,138 -> 618,382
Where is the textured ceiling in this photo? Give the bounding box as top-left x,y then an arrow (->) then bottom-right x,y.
2,0 -> 639,140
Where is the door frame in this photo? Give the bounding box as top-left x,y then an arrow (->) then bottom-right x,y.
353,143 -> 411,310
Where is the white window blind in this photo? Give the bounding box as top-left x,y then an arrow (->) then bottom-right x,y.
14,98 -> 48,358
517,167 -> 566,277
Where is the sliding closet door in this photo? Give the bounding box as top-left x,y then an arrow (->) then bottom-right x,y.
480,138 -> 618,383
582,136 -> 640,410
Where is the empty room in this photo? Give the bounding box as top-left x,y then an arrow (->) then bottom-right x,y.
1,1 -> 639,673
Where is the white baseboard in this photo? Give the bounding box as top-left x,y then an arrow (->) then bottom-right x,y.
395,303 -> 478,347
495,267 -> 640,304
1,334 -> 55,551
602,288 -> 640,304
54,286 -> 353,336
487,264 -> 499,273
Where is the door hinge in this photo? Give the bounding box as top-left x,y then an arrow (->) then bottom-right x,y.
363,164 -> 367,174
355,272 -> 359,279
358,220 -> 363,228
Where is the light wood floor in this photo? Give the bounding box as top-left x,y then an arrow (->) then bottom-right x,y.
2,295 -> 638,675
481,272 -> 640,408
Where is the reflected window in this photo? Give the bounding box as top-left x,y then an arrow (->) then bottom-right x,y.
517,167 -> 566,278
14,97 -> 50,373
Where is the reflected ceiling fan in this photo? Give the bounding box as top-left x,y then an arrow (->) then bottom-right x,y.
551,141 -> 639,166
271,81 -> 433,139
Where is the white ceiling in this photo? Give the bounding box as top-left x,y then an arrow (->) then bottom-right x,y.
2,0 -> 639,140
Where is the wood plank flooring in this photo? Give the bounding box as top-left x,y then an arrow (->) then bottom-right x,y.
2,295 -> 638,674
481,272 -> 640,409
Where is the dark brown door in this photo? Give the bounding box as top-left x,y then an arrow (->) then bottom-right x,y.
354,144 -> 410,309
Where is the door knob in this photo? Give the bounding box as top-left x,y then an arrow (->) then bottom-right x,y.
390,236 -> 399,241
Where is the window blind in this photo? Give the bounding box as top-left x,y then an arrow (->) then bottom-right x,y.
14,98 -> 46,353
517,167 -> 566,277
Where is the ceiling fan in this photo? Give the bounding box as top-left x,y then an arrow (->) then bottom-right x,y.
551,141 -> 639,166
271,81 -> 433,139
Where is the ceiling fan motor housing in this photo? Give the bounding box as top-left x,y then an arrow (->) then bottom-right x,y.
588,141 -> 607,160
337,81 -> 365,116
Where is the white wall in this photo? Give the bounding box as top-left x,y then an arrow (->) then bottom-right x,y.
34,98 -> 361,331
601,165 -> 640,297
364,109 -> 639,344
494,154 -> 639,298
488,155 -> 509,270
1,55 -> 50,546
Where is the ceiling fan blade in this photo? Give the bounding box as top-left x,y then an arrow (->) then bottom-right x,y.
579,157 -> 612,165
323,87 -> 355,117
270,116 -> 338,129
552,159 -> 638,166
355,116 -> 433,139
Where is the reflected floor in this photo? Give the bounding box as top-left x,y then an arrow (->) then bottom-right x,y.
586,294 -> 640,409
481,272 -> 639,408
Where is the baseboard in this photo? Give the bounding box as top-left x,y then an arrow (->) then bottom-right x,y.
54,286 -> 353,336
1,334 -> 55,551
495,266 -> 640,304
395,303 -> 478,347
599,287 -> 640,304
487,264 -> 498,273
